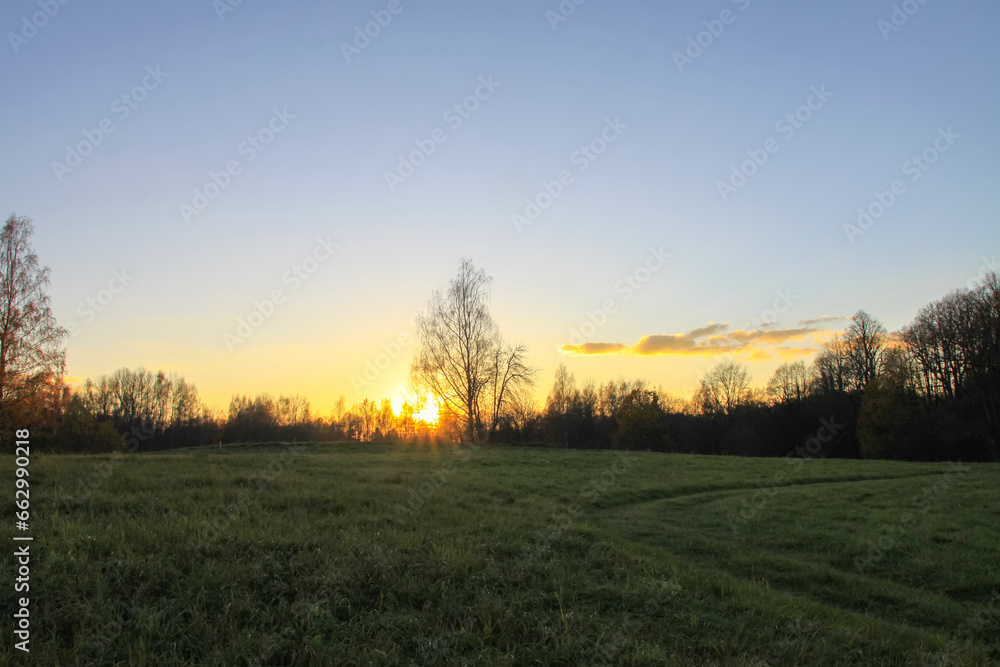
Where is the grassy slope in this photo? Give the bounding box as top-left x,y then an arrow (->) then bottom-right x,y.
1,442 -> 997,665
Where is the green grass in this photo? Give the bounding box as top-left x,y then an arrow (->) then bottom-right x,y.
2,442 -> 998,665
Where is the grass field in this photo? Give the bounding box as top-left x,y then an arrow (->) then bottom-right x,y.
2,442 -> 998,665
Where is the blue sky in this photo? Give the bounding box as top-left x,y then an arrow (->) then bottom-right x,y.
2,0 -> 997,414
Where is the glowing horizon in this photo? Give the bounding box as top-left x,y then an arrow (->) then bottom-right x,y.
3,1 -> 996,417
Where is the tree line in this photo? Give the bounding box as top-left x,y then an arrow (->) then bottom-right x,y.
535,271 -> 999,461
1,212 -> 996,460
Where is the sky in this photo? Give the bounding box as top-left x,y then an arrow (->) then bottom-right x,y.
1,0 -> 998,416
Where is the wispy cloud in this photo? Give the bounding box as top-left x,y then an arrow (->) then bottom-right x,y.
561,320 -> 836,359
799,315 -> 851,326
561,342 -> 629,355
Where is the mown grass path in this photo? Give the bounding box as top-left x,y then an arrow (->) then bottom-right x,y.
1,442 -> 996,665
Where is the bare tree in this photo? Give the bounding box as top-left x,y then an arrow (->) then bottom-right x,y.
698,359 -> 753,416
901,273 -> 1000,457
766,361 -> 809,404
410,258 -> 536,441
813,336 -> 852,394
485,340 -> 537,438
376,398 -> 395,438
503,384 -> 538,437
171,377 -> 202,426
332,395 -> 347,426
545,363 -> 577,447
844,310 -> 887,390
276,394 -> 311,427
0,214 -> 67,428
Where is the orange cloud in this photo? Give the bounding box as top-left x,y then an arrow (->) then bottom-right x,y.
560,320 -> 836,359
561,342 -> 629,355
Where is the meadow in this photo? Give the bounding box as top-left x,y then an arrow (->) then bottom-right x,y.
1,442 -> 998,665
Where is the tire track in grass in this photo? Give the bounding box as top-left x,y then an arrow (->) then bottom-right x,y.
590,473 -> 987,640
592,471 -> 943,511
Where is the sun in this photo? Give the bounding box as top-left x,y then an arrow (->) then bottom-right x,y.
413,396 -> 439,424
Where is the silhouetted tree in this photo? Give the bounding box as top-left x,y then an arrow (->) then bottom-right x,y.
410,258 -> 536,441
0,214 -> 67,436
813,336 -> 852,395
766,361 -> 809,404
844,310 -> 887,390
614,388 -> 672,451
697,359 -> 753,416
